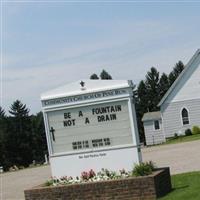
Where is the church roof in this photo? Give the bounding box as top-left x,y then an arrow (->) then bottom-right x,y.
41,80 -> 133,100
142,111 -> 161,122
158,49 -> 200,107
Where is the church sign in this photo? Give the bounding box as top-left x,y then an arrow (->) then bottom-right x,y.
42,88 -> 128,107
41,80 -> 142,178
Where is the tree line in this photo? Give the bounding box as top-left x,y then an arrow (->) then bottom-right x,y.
135,61 -> 184,142
0,64 -> 184,169
0,100 -> 47,170
91,64 -> 184,142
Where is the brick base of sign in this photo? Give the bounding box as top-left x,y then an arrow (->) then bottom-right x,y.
24,167 -> 171,200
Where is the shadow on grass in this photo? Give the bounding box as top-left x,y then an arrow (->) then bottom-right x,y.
172,184 -> 189,191
158,185 -> 189,199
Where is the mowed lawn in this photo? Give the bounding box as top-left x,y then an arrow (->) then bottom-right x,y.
159,171 -> 200,200
164,134 -> 200,145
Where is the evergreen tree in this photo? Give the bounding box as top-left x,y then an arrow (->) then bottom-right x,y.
90,73 -> 99,79
0,107 -> 6,167
100,69 -> 112,80
136,67 -> 160,143
31,112 -> 47,163
0,107 -> 5,117
136,81 -> 149,142
145,67 -> 160,111
169,61 -> 184,86
9,100 -> 29,117
137,81 -> 148,113
159,73 -> 170,100
6,100 -> 33,167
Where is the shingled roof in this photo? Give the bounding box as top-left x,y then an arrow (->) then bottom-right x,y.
142,111 -> 161,122
158,49 -> 200,107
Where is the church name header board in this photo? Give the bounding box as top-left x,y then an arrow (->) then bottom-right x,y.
41,80 -> 141,178
42,88 -> 128,107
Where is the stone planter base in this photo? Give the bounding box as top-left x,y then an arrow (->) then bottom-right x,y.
24,167 -> 171,200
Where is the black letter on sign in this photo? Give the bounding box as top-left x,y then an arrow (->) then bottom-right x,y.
85,117 -> 90,124
79,111 -> 83,117
64,112 -> 71,119
50,127 -> 55,141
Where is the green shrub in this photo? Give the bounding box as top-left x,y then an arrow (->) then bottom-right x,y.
192,126 -> 200,135
174,133 -> 178,139
185,129 -> 192,136
132,161 -> 155,177
45,179 -> 54,186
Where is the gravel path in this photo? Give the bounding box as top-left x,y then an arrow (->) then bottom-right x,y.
142,139 -> 200,175
0,165 -> 51,200
1,140 -> 200,200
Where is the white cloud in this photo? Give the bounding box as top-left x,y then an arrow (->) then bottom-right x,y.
2,13 -> 200,113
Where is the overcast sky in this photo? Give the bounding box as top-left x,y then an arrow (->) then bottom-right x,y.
1,1 -> 200,114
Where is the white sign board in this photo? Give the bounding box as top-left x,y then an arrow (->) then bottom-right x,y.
41,80 -> 141,178
47,100 -> 134,154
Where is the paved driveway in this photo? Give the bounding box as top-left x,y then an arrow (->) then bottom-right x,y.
1,140 -> 200,200
142,139 -> 200,175
1,165 -> 51,200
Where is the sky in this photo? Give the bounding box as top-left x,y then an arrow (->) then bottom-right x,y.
1,1 -> 200,114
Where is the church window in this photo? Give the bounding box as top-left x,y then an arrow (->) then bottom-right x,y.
154,120 -> 160,130
182,108 -> 189,125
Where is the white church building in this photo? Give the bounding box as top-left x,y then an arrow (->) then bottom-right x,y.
143,49 -> 200,145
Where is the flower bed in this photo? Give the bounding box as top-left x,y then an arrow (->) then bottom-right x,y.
24,167 -> 172,200
45,161 -> 156,186
46,168 -> 133,186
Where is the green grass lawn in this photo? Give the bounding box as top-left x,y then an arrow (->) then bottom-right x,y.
164,134 -> 200,145
159,171 -> 200,200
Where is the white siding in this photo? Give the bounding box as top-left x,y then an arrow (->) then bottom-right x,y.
165,57 -> 200,104
161,98 -> 200,138
144,119 -> 165,145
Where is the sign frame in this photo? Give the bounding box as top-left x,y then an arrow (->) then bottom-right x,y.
41,81 -> 142,177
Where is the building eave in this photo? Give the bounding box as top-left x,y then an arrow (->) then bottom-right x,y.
158,49 -> 200,107
142,111 -> 161,122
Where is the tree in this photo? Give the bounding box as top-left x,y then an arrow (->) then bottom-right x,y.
0,107 -> 6,167
159,73 -> 170,100
31,112 -> 47,163
90,73 -> 99,79
100,69 -> 112,80
90,69 -> 112,80
6,100 -> 33,167
135,81 -> 149,143
0,107 -> 5,117
169,61 -> 184,86
9,100 -> 29,117
145,67 -> 160,111
136,67 -> 161,143
137,81 -> 148,112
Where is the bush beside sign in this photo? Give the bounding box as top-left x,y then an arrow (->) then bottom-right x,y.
24,167 -> 171,200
